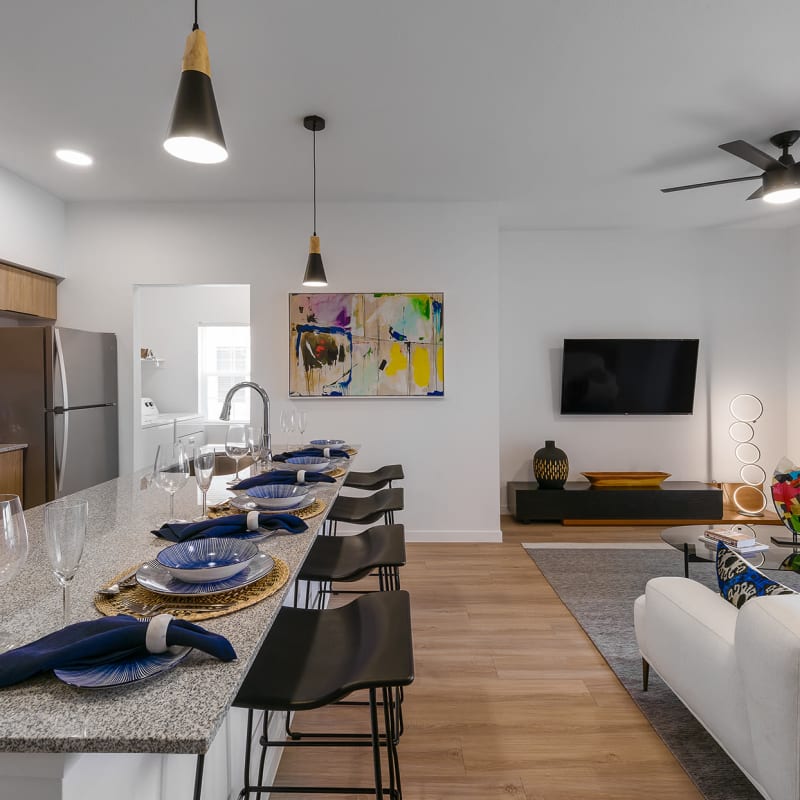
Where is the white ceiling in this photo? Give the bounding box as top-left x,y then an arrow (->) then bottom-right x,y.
2,0 -> 800,229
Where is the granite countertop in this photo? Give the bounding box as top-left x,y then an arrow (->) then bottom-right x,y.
0,444 -> 27,454
0,448 -> 355,754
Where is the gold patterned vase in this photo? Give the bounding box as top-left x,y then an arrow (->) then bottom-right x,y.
533,440 -> 569,489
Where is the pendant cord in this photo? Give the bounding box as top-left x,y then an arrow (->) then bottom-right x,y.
192,0 -> 199,30
312,127 -> 317,236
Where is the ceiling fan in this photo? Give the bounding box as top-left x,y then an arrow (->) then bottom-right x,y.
661,130 -> 800,204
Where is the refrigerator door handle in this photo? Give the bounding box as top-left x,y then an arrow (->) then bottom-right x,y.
54,330 -> 69,494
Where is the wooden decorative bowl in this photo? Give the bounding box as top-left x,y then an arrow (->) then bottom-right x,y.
581,471 -> 671,488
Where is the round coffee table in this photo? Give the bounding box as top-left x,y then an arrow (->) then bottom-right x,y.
661,525 -> 800,577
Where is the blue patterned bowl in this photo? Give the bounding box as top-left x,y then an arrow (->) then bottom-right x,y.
246,484 -> 310,509
156,537 -> 258,583
284,456 -> 330,472
310,439 -> 346,448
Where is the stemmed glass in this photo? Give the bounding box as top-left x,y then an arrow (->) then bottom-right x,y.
225,424 -> 249,483
0,495 -> 29,650
246,426 -> 263,472
154,442 -> 190,523
193,445 -> 216,521
296,410 -> 307,447
44,498 -> 87,628
280,408 -> 296,450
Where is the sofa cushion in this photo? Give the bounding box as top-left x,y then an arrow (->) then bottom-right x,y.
716,542 -> 796,609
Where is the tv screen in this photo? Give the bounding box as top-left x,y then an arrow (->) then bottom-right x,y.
560,339 -> 699,415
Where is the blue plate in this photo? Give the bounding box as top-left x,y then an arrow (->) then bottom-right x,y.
54,647 -> 191,688
136,551 -> 275,596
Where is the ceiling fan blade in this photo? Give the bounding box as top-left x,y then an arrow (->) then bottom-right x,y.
746,186 -> 765,200
661,175 -> 761,193
719,140 -> 782,171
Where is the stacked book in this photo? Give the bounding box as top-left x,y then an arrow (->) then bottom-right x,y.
700,527 -> 769,554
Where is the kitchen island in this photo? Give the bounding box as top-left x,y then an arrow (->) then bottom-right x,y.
0,454 -> 352,799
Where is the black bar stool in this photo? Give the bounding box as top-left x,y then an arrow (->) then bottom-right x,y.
325,487 -> 404,535
344,464 -> 404,491
232,591 -> 414,799
294,523 -> 407,608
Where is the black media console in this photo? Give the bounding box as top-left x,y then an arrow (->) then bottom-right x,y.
508,481 -> 723,523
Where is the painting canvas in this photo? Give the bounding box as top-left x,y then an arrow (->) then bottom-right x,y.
289,293 -> 444,397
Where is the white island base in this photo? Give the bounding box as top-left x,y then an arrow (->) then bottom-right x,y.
0,707 -> 286,800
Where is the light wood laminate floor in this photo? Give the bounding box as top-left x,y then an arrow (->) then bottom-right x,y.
273,516 -> 702,799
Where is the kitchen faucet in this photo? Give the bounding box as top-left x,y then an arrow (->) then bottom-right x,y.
219,382 -> 272,465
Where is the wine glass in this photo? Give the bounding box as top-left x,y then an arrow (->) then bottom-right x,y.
44,498 -> 87,628
193,445 -> 216,521
296,410 -> 307,446
0,495 -> 29,649
154,442 -> 190,522
280,408 -> 296,450
246,426 -> 263,471
225,424 -> 249,483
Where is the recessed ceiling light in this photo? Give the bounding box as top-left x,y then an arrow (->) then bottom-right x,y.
55,149 -> 93,167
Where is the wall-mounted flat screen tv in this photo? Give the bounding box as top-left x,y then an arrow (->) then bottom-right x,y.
560,338 -> 699,415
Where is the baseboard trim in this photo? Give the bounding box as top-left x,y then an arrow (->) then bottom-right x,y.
405,529 -> 502,543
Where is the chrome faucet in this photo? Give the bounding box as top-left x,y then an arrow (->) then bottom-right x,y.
219,381 -> 272,464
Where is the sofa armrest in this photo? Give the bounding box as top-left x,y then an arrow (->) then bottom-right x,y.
736,594 -> 800,800
634,577 -> 754,774
636,577 -> 738,662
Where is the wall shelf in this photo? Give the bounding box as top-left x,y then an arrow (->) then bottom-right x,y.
140,357 -> 166,367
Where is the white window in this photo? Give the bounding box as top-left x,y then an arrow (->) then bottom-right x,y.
198,325 -> 251,421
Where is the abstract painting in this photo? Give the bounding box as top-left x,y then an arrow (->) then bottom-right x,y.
289,293 -> 444,397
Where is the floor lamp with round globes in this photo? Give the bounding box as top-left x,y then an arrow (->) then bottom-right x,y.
728,393 -> 767,516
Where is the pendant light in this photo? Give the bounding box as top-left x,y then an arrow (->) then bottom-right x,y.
302,115 -> 328,287
164,0 -> 227,164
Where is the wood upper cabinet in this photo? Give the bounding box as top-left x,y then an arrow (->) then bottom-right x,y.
0,263 -> 57,319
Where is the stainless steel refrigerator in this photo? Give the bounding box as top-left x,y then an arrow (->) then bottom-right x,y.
0,326 -> 118,508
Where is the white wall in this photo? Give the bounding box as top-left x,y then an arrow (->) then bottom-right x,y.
499,229 -> 790,511
0,166 -> 65,277
60,201 -> 501,541
137,284 -> 250,412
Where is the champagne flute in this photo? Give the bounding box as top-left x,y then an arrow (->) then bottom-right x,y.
246,426 -> 263,472
193,445 -> 216,521
44,498 -> 87,628
280,408 -> 296,450
296,410 -> 307,446
0,495 -> 29,650
225,424 -> 249,483
154,442 -> 190,523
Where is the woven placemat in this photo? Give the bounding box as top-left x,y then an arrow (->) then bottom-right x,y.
94,557 -> 289,621
328,466 -> 346,479
207,497 -> 326,520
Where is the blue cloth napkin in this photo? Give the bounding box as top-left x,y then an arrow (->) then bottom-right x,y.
0,615 -> 236,688
273,447 -> 350,461
232,470 -> 335,490
152,512 -> 308,542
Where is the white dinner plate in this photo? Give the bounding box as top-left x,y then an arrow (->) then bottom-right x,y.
54,647 -> 191,688
136,552 -> 275,596
229,494 -> 315,514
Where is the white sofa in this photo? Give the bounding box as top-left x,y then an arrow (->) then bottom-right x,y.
634,576 -> 800,800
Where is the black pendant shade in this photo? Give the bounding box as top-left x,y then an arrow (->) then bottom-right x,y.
302,115 -> 328,287
164,28 -> 227,164
303,237 -> 327,286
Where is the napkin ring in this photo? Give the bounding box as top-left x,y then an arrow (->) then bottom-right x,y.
145,613 -> 174,654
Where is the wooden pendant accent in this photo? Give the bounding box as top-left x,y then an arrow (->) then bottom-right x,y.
309,235 -> 321,254
181,29 -> 212,76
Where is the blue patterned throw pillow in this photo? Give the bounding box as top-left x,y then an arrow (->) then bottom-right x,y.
716,542 -> 796,609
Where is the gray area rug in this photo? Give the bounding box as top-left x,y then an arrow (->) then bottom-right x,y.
523,545 -> 800,800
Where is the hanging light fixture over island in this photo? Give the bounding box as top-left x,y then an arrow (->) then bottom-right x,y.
302,115 -> 328,287
164,0 -> 227,164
